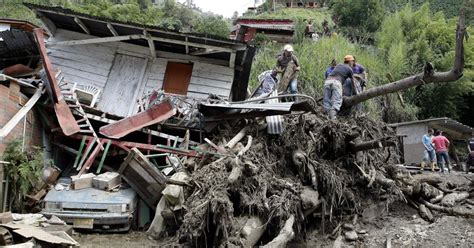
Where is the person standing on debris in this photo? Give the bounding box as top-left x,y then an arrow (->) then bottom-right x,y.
432,130 -> 451,173
276,44 -> 300,95
352,56 -> 367,92
421,129 -> 437,171
324,59 -> 337,79
253,69 -> 279,98
323,55 -> 355,119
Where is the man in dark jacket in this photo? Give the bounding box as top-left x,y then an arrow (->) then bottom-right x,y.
323,55 -> 355,119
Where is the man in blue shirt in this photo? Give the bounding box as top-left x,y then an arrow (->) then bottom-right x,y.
324,59 -> 337,79
421,129 -> 437,171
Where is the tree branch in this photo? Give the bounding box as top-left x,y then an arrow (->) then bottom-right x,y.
343,10 -> 466,107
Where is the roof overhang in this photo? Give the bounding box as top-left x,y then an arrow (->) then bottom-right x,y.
389,117 -> 474,140
24,3 -> 248,63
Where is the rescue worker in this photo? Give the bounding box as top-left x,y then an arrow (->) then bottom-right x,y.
421,129 -> 437,171
352,56 -> 367,91
323,55 -> 355,119
324,59 -> 337,79
276,44 -> 300,94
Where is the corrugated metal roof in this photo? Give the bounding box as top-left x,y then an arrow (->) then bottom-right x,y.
240,24 -> 295,31
24,3 -> 244,46
389,117 -> 474,136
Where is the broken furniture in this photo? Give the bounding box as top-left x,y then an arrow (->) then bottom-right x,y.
92,172 -> 121,191
99,98 -> 176,139
119,148 -> 168,210
70,173 -> 95,190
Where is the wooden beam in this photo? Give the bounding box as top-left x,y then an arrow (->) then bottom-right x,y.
0,85 -> 44,138
156,50 -> 229,66
46,34 -> 144,47
74,17 -> 90,35
143,30 -> 156,59
150,36 -> 234,53
107,23 -> 119,36
34,11 -> 56,36
190,49 -> 225,56
185,36 -> 189,54
229,52 -> 236,68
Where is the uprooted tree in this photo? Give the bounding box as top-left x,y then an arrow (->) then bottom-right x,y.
148,10 -> 471,248
343,10 -> 466,108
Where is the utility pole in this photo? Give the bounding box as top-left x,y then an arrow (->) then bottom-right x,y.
273,0 -> 276,11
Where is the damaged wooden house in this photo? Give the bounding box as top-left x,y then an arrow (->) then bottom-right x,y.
26,3 -> 256,138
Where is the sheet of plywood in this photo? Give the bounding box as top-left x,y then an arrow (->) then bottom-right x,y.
162,62 -> 193,95
98,54 -> 147,117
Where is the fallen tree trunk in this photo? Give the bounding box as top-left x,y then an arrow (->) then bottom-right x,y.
349,138 -> 396,152
421,200 -> 474,218
343,11 -> 466,107
261,215 -> 295,248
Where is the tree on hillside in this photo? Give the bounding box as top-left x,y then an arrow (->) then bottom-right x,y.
343,11 -> 468,113
331,0 -> 384,33
375,3 -> 474,120
193,13 -> 231,38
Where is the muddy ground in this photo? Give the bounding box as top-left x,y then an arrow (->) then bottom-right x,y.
74,172 -> 473,247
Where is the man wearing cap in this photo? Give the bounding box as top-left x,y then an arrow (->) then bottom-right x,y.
323,55 -> 355,119
276,44 -> 300,94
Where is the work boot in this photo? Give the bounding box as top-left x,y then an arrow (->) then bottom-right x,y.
420,162 -> 426,171
439,164 -> 445,173
328,109 -> 337,120
447,164 -> 451,173
431,162 -> 436,172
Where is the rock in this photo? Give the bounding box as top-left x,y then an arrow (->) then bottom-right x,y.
440,192 -> 469,207
345,231 -> 358,241
343,223 -> 355,231
357,229 -> 368,234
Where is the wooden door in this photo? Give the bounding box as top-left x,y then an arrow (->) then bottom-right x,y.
162,62 -> 193,95
98,54 -> 147,117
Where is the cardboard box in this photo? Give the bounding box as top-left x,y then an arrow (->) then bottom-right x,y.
71,173 -> 95,190
92,172 -> 121,191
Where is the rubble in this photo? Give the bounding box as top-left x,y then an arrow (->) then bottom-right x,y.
0,4 -> 472,248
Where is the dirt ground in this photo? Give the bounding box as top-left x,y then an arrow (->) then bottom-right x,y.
73,172 -> 473,248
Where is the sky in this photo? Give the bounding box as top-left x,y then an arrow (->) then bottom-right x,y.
177,0 -> 262,17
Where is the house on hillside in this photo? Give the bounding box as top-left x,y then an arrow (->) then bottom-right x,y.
25,3 -> 256,122
389,118 -> 474,165
231,19 -> 294,43
272,0 -> 319,8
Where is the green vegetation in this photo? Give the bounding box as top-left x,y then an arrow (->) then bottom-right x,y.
3,139 -> 49,212
332,0 -> 384,33
250,2 -> 473,123
376,3 -> 474,120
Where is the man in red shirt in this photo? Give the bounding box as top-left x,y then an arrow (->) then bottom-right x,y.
432,130 -> 451,173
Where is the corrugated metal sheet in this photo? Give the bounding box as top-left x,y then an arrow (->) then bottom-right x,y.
266,90 -> 284,134
240,24 -> 295,31
199,102 -> 293,111
389,117 -> 474,136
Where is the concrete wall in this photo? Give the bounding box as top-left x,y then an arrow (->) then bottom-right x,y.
0,84 -> 43,155
395,124 -> 428,165
48,29 -> 234,116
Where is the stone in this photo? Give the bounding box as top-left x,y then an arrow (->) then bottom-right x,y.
345,231 -> 358,241
357,229 -> 368,234
343,223 -> 355,231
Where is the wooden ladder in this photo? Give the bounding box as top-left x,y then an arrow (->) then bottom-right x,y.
56,71 -> 105,174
